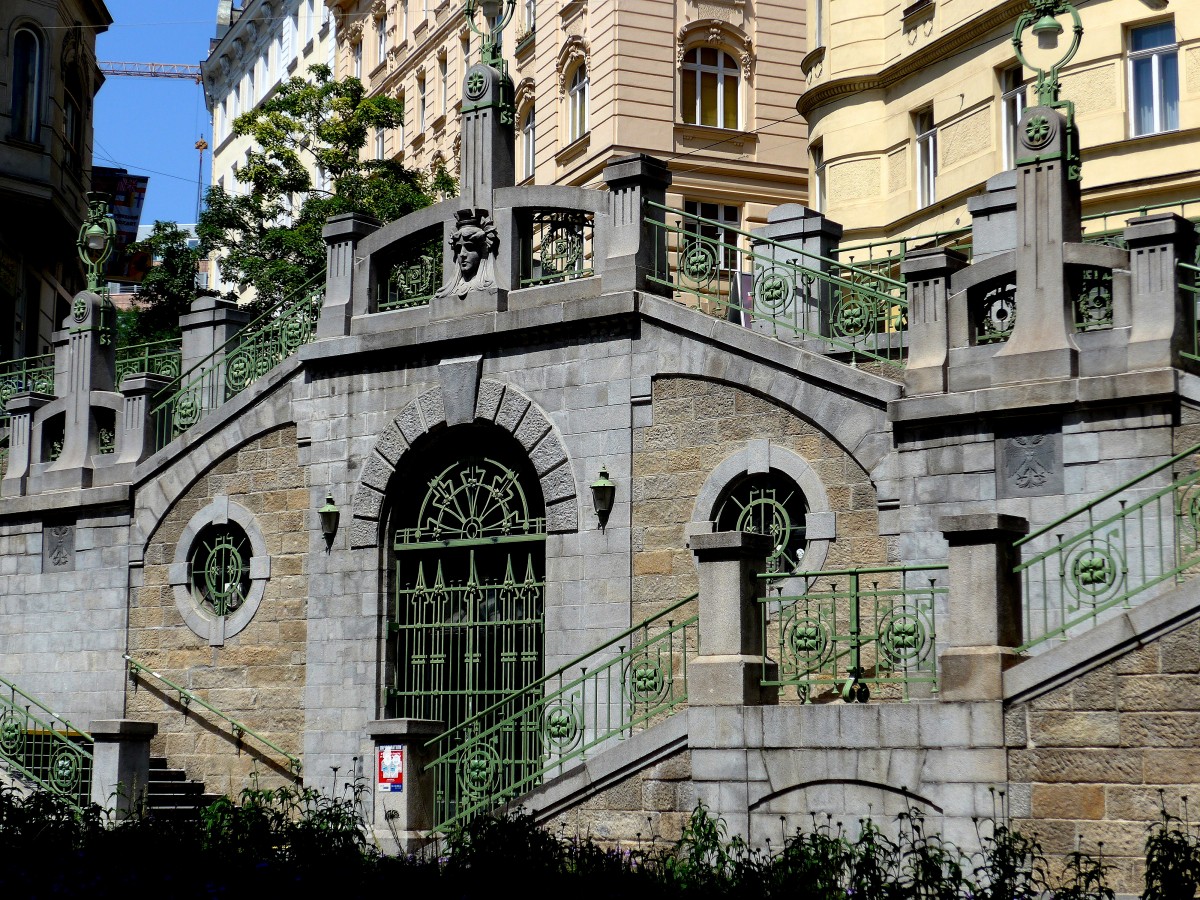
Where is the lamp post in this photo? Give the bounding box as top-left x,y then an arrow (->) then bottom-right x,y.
77,193 -> 116,294
465,0 -> 515,69
1011,0 -> 1084,181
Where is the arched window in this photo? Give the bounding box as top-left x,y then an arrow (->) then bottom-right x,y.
680,47 -> 739,130
520,105 -> 535,180
10,27 -> 43,142
63,69 -> 83,174
567,63 -> 588,143
715,470 -> 808,574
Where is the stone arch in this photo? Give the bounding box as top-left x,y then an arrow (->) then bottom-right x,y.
349,379 -> 579,548
676,19 -> 755,77
691,440 -> 835,573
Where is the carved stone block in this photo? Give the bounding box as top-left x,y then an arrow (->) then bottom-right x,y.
995,419 -> 1064,499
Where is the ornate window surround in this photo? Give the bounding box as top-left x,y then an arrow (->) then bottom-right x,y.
675,19 -> 755,80
168,495 -> 271,647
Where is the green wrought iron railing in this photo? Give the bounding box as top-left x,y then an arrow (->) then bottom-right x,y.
1014,443 -> 1200,653
149,277 -> 324,449
647,203 -> 909,367
520,209 -> 595,287
0,675 -> 94,810
125,655 -> 301,776
1181,262 -> 1200,363
760,565 -> 943,703
1079,197 -> 1200,251
835,227 -> 973,279
378,228 -> 443,311
425,593 -> 699,834
0,352 -> 56,414
115,337 -> 182,382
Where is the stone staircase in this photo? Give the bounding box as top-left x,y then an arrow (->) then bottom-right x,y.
144,756 -> 218,820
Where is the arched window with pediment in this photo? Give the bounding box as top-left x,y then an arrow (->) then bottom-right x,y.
680,46 -> 740,130
10,26 -> 44,142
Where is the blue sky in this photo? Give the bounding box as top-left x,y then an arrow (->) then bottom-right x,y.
94,1 -> 216,227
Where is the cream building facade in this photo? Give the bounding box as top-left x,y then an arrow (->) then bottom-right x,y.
801,0 -> 1199,248
201,0 -> 339,297
329,0 -> 809,234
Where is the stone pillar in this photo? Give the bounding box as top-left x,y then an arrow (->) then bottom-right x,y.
179,294 -> 250,374
89,719 -> 157,817
118,373 -> 173,464
991,106 -> 1081,383
367,718 -> 443,854
688,531 -> 778,705
750,205 -> 843,341
0,392 -> 52,497
966,170 -> 1018,261
459,62 -> 515,209
601,153 -> 672,294
938,514 -> 1028,701
1125,212 -> 1198,370
902,248 -> 968,396
318,212 -> 380,337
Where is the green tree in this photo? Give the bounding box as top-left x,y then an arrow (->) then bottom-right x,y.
120,221 -> 205,343
198,64 -> 453,309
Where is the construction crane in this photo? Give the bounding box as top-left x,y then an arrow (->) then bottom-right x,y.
99,61 -> 202,82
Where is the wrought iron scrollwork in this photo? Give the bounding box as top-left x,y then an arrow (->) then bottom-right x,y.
974,281 -> 1017,344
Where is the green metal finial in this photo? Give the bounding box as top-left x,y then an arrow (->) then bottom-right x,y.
465,0 -> 515,69
1011,0 -> 1083,107
76,192 -> 116,293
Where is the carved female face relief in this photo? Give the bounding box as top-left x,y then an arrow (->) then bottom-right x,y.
437,208 -> 500,299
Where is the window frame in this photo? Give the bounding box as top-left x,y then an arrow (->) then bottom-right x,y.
810,143 -> 825,213
1128,20 -> 1179,138
684,199 -> 742,272
353,40 -> 363,79
521,105 -> 536,180
915,108 -> 937,209
567,63 -> 588,143
1000,65 -> 1027,170
680,47 -> 740,130
377,16 -> 387,69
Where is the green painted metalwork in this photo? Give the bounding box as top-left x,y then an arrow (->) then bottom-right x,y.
378,231 -> 443,311
424,593 -> 699,833
115,337 -> 182,382
760,565 -> 943,702
1072,266 -> 1114,331
0,353 -> 55,414
520,210 -> 595,287
125,655 -> 301,775
835,227 -> 973,279
188,524 -> 251,616
647,202 -> 909,367
716,474 -> 807,575
973,281 -> 1018,344
150,276 -> 324,449
0,675 -> 94,810
1181,262 -> 1200,363
1015,442 -> 1200,653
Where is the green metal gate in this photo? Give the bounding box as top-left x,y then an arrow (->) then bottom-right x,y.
388,456 -> 546,823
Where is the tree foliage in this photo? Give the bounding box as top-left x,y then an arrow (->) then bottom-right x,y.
121,221 -> 205,343
197,64 -> 455,309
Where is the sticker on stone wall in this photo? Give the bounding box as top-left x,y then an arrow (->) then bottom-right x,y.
996,424 -> 1063,499
42,524 -> 75,572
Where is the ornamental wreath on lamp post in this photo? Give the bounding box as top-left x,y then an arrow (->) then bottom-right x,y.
1011,0 -> 1084,180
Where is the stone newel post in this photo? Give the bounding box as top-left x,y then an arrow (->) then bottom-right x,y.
367,718 -> 443,854
688,531 -> 778,706
1125,212 -> 1198,371
602,153 -> 672,294
938,514 -> 1028,701
89,719 -> 157,816
903,248 -> 968,396
318,212 -> 381,337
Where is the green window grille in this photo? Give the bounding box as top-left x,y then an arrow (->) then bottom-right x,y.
716,471 -> 808,574
189,523 -> 252,617
389,453 -> 546,824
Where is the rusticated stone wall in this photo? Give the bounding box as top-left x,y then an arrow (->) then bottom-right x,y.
127,426 -> 307,794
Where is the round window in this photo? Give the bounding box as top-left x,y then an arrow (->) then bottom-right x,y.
715,471 -> 808,574
189,522 -> 252,616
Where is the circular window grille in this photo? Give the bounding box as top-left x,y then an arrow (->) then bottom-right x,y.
715,471 -> 808,574
188,523 -> 252,617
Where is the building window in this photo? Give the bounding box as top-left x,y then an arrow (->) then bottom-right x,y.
63,73 -> 83,173
398,90 -> 406,148
418,75 -> 427,130
814,0 -> 823,46
305,0 -> 315,43
684,200 -> 741,270
1129,20 -> 1178,137
283,12 -> 295,61
521,106 -> 535,180
524,0 -> 536,32
1001,66 -> 1027,170
439,56 -> 448,115
377,17 -> 387,68
401,0 -> 408,38
680,48 -> 739,130
327,20 -> 337,69
811,144 -> 825,213
232,85 -> 240,118
246,69 -> 255,105
915,108 -> 936,208
353,41 -> 363,79
716,471 -> 809,575
567,63 -> 588,143
11,26 -> 43,142
375,127 -> 385,160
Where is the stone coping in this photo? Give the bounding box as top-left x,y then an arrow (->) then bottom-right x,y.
0,483 -> 132,522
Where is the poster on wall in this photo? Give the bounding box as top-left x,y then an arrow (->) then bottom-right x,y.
377,745 -> 404,792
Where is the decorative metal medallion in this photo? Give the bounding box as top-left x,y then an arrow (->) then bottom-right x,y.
1023,114 -> 1053,149
190,524 -> 252,616
681,239 -> 719,289
753,266 -> 792,315
625,655 -> 669,706
466,69 -> 487,100
458,743 -> 501,799
72,296 -> 88,323
1073,267 -> 1114,331
540,224 -> 584,278
542,701 -> 582,752
783,612 -> 831,669
50,748 -> 81,793
975,282 -> 1017,344
1063,536 -> 1126,607
876,606 -> 931,670
831,292 -> 875,340
0,710 -> 24,757
172,390 -> 202,431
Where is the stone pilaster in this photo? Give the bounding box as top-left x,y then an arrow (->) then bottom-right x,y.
89,719 -> 157,817
688,531 -> 777,706
938,513 -> 1028,701
0,391 -> 52,497
902,248 -> 968,396
966,170 -> 1018,261
118,373 -> 173,465
601,154 -> 672,294
459,62 -> 515,209
318,212 -> 380,336
1125,212 -> 1198,370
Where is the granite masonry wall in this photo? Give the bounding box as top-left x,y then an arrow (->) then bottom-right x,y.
127,425 -> 307,793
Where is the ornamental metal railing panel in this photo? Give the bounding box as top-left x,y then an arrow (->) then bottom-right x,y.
115,337 -> 182,382
1079,197 -> 1200,251
377,226 -> 443,311
125,655 -> 301,775
1181,262 -> 1200,363
0,675 -> 94,810
1015,443 -> 1200,654
834,227 -> 973,281
519,209 -> 595,288
646,202 -> 909,367
0,353 -> 55,414
424,594 -> 698,834
759,566 -> 944,703
150,278 -> 324,449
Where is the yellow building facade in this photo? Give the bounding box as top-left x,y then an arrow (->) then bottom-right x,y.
801,0 -> 1199,248
329,0 -> 809,230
